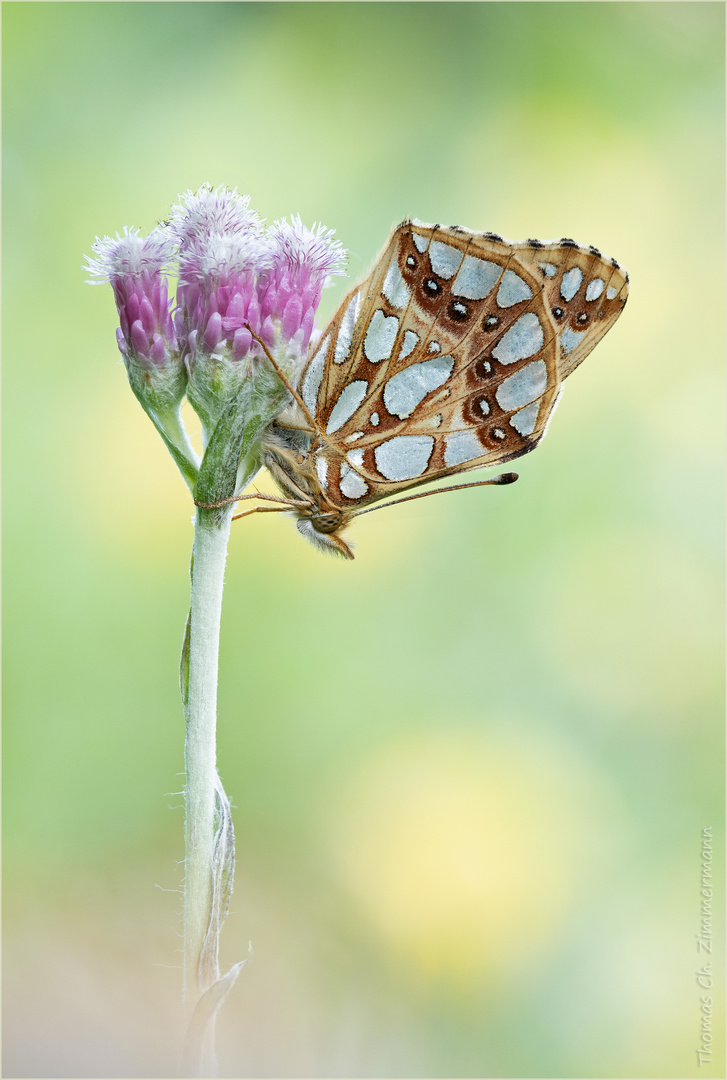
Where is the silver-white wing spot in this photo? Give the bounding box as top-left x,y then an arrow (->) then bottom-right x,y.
383,356 -> 454,420
491,313 -> 544,364
495,360 -> 547,411
340,469 -> 368,499
606,286 -> 617,300
382,261 -> 411,310
315,456 -> 328,491
585,278 -> 604,301
428,240 -> 463,280
398,329 -> 419,361
428,341 -> 441,353
370,411 -> 380,426
560,327 -> 586,355
509,400 -> 540,436
539,262 -> 557,278
364,310 -> 399,362
452,255 -> 500,300
444,429 -> 483,467
326,380 -> 369,434
560,267 -> 583,302
302,334 -> 329,412
334,293 -> 361,364
412,232 -> 429,253
375,435 -> 434,481
496,270 -> 533,308
340,449 -> 369,499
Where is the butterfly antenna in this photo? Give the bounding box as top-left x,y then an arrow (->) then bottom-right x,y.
245,326 -> 320,434
351,472 -> 519,519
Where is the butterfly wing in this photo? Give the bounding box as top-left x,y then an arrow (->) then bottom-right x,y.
514,237 -> 629,378
289,220 -> 628,508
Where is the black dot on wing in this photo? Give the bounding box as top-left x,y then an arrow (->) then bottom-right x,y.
526,238 -> 544,248
484,231 -> 503,242
474,356 -> 494,381
406,255 -> 416,268
484,314 -> 499,329
589,245 -> 602,257
552,307 -> 564,319
560,238 -> 577,248
425,277 -> 441,295
577,312 -> 588,324
449,299 -> 470,321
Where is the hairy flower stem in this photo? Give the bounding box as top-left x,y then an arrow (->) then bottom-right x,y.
183,504 -> 234,1005
179,499 -> 250,1080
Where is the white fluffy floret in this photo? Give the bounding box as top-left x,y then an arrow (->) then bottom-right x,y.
268,214 -> 347,277
168,184 -> 262,249
84,225 -> 175,283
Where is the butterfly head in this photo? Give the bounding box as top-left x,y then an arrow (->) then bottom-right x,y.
295,512 -> 355,560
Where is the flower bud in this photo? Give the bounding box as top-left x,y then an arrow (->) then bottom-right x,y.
169,186 -> 270,437
260,215 -> 347,368
84,225 -> 198,488
85,226 -> 187,415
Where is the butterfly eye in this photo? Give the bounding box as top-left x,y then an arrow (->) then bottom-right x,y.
483,315 -> 499,329
448,299 -> 470,322
552,307 -> 564,319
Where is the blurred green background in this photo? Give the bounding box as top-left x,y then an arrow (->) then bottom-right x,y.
3,3 -> 724,1077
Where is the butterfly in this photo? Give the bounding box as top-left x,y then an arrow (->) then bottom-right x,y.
234,219 -> 628,558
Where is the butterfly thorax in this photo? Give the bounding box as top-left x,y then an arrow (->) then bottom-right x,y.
261,424 -> 356,557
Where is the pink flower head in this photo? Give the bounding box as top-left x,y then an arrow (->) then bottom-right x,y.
257,215 -> 347,353
85,226 -> 177,366
168,184 -> 260,251
170,186 -> 271,363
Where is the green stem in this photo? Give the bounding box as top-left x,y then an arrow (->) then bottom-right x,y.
183,503 -> 234,1008
150,407 -> 201,493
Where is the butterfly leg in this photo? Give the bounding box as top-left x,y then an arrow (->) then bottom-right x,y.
231,503 -> 297,523
195,492 -> 310,511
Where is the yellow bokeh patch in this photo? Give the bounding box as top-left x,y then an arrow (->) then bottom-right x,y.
323,725 -> 618,990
